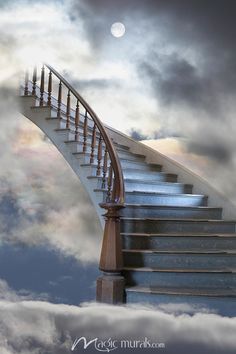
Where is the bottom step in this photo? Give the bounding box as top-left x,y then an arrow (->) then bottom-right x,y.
126,286 -> 236,316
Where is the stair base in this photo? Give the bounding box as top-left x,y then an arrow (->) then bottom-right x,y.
126,286 -> 236,316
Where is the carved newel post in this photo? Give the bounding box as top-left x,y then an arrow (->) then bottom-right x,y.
96,203 -> 125,304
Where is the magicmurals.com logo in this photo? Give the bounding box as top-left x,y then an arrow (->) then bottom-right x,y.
71,337 -> 165,352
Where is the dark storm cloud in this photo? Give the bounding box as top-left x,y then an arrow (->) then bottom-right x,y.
187,141 -> 232,163
70,0 -> 236,189
74,0 -> 236,110
139,54 -> 214,110
76,0 -> 236,48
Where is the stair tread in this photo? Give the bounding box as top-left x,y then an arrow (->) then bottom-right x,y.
72,148 -> 135,156
119,158 -> 161,166
123,168 -> 176,175
88,176 -> 181,184
54,128 -> 70,131
124,204 -> 221,210
120,153 -> 146,159
125,180 -> 191,187
95,189 -> 205,198
88,175 -> 177,182
121,232 -> 236,237
123,266 -> 236,273
121,217 -> 235,223
125,286 -> 236,297
123,249 -> 236,255
125,191 -> 205,197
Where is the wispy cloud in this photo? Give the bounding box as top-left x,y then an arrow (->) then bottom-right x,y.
0,86 -> 102,263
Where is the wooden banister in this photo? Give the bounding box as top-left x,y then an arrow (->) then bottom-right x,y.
45,64 -> 125,205
23,64 -> 126,304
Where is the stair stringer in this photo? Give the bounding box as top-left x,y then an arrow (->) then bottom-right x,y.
19,95 -> 105,229
106,126 -> 236,220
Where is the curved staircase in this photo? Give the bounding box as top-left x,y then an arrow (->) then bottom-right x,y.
19,65 -> 236,316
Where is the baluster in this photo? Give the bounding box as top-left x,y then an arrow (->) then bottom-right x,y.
66,90 -> 71,129
83,111 -> 88,152
96,135 -> 103,176
47,70 -> 52,106
57,80 -> 62,118
102,147 -> 108,189
106,163 -> 113,202
24,69 -> 29,96
40,65 -> 45,106
75,100 -> 80,141
32,67 -> 37,96
90,124 -> 96,164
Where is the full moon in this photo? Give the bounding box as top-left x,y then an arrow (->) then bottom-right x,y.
111,22 -> 126,38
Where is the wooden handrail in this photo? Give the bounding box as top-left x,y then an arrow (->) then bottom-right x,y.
45,64 -> 125,205
23,65 -> 126,303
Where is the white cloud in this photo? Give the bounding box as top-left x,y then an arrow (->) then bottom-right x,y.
0,87 -> 102,263
0,280 -> 235,354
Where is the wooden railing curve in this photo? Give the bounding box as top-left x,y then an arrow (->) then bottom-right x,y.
23,64 -> 126,304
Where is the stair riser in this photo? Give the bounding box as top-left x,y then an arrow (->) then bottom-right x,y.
121,220 -> 236,234
120,207 -> 222,219
124,270 -> 236,288
66,141 -> 103,154
121,161 -> 162,171
123,171 -> 177,182
54,129 -> 84,143
124,182 -> 192,194
68,131 -> 96,143
117,151 -> 145,161
77,153 -> 145,164
77,158 -> 161,172
90,181 -> 193,195
122,236 -> 236,251
88,178 -> 105,190
123,253 -> 236,269
59,116 -> 95,131
66,142 -> 130,156
125,292 -> 236,316
125,194 -> 207,206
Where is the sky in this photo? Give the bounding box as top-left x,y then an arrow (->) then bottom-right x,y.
0,0 -> 236,353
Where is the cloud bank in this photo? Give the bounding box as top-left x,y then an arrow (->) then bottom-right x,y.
0,279 -> 235,354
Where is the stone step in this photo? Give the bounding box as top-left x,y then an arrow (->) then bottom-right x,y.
124,191 -> 207,206
120,204 -> 221,219
53,111 -> 97,130
123,169 -> 178,182
121,218 -> 236,234
122,233 -> 236,251
87,176 -> 179,192
125,286 -> 236,316
56,127 -> 130,154
113,142 -> 131,151
123,180 -> 192,194
83,162 -> 162,178
123,267 -> 236,289
89,178 -> 192,195
54,128 -> 92,146
73,151 -> 146,164
120,159 -> 162,171
67,142 -> 131,156
117,151 -> 146,161
123,249 -> 236,269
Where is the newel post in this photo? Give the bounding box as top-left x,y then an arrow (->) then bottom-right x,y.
96,203 -> 125,304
